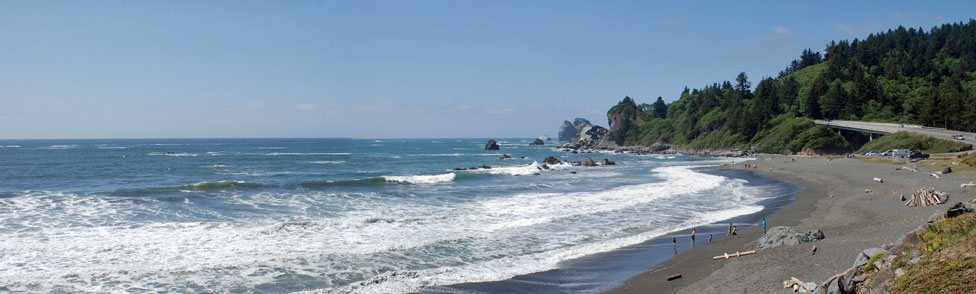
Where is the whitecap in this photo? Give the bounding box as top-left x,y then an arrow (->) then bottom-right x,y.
383,173 -> 455,184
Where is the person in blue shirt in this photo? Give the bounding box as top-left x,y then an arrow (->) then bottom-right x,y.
762,218 -> 767,234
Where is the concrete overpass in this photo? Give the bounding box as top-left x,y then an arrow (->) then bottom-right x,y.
814,119 -> 976,146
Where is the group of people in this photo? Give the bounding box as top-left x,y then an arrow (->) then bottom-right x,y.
671,218 -> 768,249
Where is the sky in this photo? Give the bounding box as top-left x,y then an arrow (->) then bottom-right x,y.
1,1 -> 974,139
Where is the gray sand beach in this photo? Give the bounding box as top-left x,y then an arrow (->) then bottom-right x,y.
612,154 -> 975,293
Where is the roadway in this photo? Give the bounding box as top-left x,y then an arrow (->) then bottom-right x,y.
814,119 -> 976,147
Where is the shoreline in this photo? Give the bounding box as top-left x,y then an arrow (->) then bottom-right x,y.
612,154 -> 975,293
424,160 -> 798,293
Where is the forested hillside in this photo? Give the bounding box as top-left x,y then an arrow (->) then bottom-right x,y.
609,20 -> 976,154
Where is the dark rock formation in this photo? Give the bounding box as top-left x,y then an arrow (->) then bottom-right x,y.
485,139 -> 500,150
543,156 -> 562,165
583,157 -> 597,167
561,126 -> 614,150
558,118 -> 593,141
942,166 -> 953,174
756,226 -> 825,250
945,202 -> 973,219
601,158 -> 615,165
499,154 -> 511,159
530,138 -> 545,145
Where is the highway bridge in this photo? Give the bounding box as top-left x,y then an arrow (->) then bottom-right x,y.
814,119 -> 976,147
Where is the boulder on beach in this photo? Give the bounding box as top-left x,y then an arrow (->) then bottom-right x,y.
485,139 -> 500,150
583,157 -> 598,167
756,226 -> 825,250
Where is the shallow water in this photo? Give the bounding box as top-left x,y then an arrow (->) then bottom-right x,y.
0,138 -> 786,293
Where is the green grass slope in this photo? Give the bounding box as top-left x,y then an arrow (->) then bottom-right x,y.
856,132 -> 973,154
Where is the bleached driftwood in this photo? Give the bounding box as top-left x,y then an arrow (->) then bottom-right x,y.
712,250 -> 756,260
873,177 -> 884,183
905,187 -> 948,207
930,173 -> 940,179
897,166 -> 918,172
962,183 -> 975,188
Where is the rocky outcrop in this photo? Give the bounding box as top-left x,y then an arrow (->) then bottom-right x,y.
561,126 -> 614,150
601,158 -> 615,165
558,118 -> 593,141
583,157 -> 597,166
756,226 -> 825,250
485,140 -> 500,150
543,156 -> 562,165
946,202 -> 973,218
530,138 -> 544,145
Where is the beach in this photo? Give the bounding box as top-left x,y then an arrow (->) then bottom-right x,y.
613,154 -> 975,293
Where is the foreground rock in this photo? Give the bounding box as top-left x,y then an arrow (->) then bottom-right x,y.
756,226 -> 825,250
485,139 -> 500,150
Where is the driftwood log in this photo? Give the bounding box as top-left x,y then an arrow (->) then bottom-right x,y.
905,187 -> 947,207
666,274 -> 682,281
712,250 -> 757,260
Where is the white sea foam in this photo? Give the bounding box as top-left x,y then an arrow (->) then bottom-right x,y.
308,161 -> 346,165
96,146 -> 128,149
256,147 -> 287,150
266,152 -> 351,156
1,145 -> 21,148
148,152 -> 198,157
38,144 -> 77,149
383,173 -> 455,184
468,162 -> 542,176
0,162 -> 769,293
411,153 -> 502,157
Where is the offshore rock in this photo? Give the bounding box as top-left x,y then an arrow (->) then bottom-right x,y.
558,118 -> 592,141
583,157 -> 598,167
543,156 -> 562,165
530,138 -> 545,145
485,139 -> 500,150
561,126 -> 614,150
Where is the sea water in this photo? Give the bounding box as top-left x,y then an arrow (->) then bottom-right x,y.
0,139 -> 790,293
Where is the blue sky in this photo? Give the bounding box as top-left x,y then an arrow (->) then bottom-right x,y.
1,1 -> 972,139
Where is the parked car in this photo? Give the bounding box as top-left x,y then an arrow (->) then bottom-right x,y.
892,149 -> 912,158
953,134 -> 965,140
862,150 -> 882,156
881,149 -> 895,157
909,151 -> 928,159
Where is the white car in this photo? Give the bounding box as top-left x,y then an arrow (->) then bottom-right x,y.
953,134 -> 965,140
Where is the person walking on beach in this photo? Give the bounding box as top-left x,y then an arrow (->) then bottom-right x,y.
691,229 -> 696,246
672,236 -> 676,248
732,226 -> 738,238
708,233 -> 712,244
762,218 -> 767,234
728,223 -> 733,236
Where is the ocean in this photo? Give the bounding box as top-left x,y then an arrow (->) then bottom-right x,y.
0,138 -> 796,293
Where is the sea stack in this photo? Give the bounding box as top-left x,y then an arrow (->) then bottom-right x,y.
485,139 -> 500,150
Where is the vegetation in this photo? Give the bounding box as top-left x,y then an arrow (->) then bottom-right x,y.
890,212 -> 976,294
863,251 -> 887,272
856,132 -> 973,154
963,153 -> 976,167
607,20 -> 976,154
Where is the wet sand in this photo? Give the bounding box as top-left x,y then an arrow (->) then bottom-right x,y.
612,154 -> 976,293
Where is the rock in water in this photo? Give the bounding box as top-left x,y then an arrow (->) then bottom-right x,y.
583,157 -> 597,166
499,154 -> 511,159
561,126 -> 614,150
530,138 -> 545,145
485,139 -> 500,150
543,156 -> 562,165
756,226 -> 825,250
539,134 -> 551,141
601,158 -> 615,165
558,121 -> 578,141
558,118 -> 592,141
